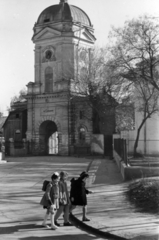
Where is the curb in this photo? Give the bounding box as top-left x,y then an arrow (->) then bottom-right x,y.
70,213 -> 127,240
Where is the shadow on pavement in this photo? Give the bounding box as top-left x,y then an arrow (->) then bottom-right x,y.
0,224 -> 42,234
70,214 -> 127,240
20,235 -> 98,240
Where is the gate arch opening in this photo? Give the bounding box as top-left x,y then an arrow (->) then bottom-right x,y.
39,120 -> 58,155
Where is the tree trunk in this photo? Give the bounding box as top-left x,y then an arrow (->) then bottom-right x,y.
133,115 -> 149,157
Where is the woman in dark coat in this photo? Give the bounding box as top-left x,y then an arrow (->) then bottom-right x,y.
70,171 -> 93,221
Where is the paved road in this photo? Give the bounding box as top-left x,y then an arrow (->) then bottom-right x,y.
0,156 -> 158,240
0,156 -> 107,240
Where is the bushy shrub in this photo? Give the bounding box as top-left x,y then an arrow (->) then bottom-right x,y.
126,178 -> 159,214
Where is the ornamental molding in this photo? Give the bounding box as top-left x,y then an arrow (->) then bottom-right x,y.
42,45 -> 56,63
74,28 -> 96,43
27,92 -> 69,100
37,116 -> 61,132
32,27 -> 61,42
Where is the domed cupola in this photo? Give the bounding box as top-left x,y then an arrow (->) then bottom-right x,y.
36,0 -> 92,27
32,0 -> 96,44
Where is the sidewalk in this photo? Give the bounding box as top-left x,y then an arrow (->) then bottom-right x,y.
0,156 -> 158,240
0,156 -> 94,240
72,158 -> 159,240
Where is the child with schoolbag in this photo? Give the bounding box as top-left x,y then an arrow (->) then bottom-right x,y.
40,172 -> 60,230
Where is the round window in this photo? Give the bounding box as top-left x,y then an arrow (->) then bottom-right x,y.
45,50 -> 52,60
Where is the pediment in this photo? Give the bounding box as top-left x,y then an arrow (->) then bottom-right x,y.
75,28 -> 96,43
32,27 -> 61,42
82,29 -> 96,42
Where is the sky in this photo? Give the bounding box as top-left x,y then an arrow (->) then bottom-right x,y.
1,0 -> 159,115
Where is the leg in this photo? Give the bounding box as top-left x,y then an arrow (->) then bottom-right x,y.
69,204 -> 76,213
83,205 -> 87,219
50,205 -> 58,230
50,212 -> 58,229
63,205 -> 73,226
54,205 -> 64,222
42,209 -> 50,228
63,205 -> 69,223
82,205 -> 90,221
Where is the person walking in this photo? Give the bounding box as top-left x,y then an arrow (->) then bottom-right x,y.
70,171 -> 93,221
40,172 -> 60,230
54,171 -> 72,226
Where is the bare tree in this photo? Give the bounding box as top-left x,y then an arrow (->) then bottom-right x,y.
133,79 -> 159,156
108,15 -> 159,90
108,15 -> 159,156
10,87 -> 27,108
70,47 -> 134,133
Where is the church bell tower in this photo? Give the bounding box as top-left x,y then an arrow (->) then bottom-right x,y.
26,0 -> 96,155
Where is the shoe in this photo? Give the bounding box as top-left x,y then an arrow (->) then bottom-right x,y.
42,223 -> 51,229
55,221 -> 60,227
64,222 -> 73,226
51,225 -> 58,230
82,217 -> 90,222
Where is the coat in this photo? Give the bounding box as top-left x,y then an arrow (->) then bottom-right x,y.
40,182 -> 59,209
70,177 -> 89,206
59,180 -> 70,205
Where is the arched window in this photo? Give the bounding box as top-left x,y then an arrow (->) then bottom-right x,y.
80,67 -> 87,78
80,110 -> 84,119
45,67 -> 53,93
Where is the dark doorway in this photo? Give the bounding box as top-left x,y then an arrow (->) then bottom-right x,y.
39,120 -> 58,155
104,135 -> 113,156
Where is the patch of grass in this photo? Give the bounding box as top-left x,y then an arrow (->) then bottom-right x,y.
126,178 -> 159,214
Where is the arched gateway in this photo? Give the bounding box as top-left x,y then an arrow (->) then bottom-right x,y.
39,120 -> 58,155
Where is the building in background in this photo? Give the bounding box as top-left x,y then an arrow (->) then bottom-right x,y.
26,0 -> 95,156
2,0 -> 116,156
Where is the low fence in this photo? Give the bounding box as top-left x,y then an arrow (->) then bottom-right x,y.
114,138 -> 128,165
5,141 -> 46,156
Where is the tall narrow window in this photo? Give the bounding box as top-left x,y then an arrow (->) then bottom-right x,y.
45,67 -> 53,93
80,110 -> 83,119
79,127 -> 86,142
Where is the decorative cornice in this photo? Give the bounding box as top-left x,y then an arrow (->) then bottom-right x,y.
26,92 -> 69,100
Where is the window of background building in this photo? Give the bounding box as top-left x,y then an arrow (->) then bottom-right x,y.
80,110 -> 84,119
14,130 -> 22,149
79,127 -> 86,142
45,67 -> 53,93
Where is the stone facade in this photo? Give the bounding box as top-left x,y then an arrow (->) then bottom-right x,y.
26,1 -> 96,155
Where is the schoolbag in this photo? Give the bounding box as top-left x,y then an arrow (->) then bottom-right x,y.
42,180 -> 50,191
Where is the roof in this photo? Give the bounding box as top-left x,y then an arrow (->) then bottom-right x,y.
36,1 -> 92,27
0,117 -> 7,132
2,109 -> 27,129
